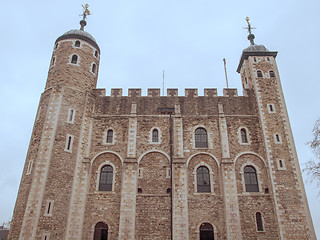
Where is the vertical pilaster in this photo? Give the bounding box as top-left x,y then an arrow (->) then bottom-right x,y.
172,105 -> 189,239
118,103 -> 138,240
219,104 -> 242,240
19,88 -> 64,240
65,93 -> 93,240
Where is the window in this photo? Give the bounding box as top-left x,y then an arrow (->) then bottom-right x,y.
71,54 -> 78,64
67,109 -> 75,123
200,222 -> 214,240
166,168 -> 171,178
26,160 -> 33,175
244,166 -> 259,192
268,104 -> 275,113
152,129 -> 159,143
254,57 -> 257,62
138,168 -> 143,178
106,130 -> 113,143
74,40 -> 81,47
44,200 -> 54,216
267,57 -> 270,61
240,128 -> 248,143
257,70 -> 263,78
42,233 -> 50,240
93,222 -> 108,240
99,165 -> 113,191
65,134 -> 74,152
256,212 -> 264,231
51,57 -> 55,66
92,63 -> 97,74
197,166 -> 211,193
274,134 -> 282,143
54,42 -> 58,50
138,188 -> 143,193
95,50 -> 98,57
195,128 -> 208,148
269,70 -> 275,77
277,159 -> 286,170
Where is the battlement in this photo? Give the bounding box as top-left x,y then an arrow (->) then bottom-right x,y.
94,88 -> 243,97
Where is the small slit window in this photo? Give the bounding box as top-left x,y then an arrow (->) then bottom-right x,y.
74,40 -> 81,47
254,57 -> 257,62
275,134 -> 282,143
195,127 -> 208,148
54,43 -> 58,50
67,109 -> 75,123
269,70 -> 275,77
138,168 -> 143,178
92,63 -> 97,74
197,166 -> 211,193
106,130 -> 113,143
200,222 -> 214,240
65,134 -> 74,152
268,104 -> 275,113
51,57 -> 55,66
244,166 -> 259,192
257,70 -> 263,78
26,160 -> 33,175
71,54 -> 78,64
94,50 -> 98,58
44,200 -> 54,216
240,128 -> 248,143
256,212 -> 264,231
99,165 -> 113,191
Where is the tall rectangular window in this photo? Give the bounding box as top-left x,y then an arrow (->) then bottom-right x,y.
64,134 -> 74,152
67,109 -> 75,123
44,200 -> 54,216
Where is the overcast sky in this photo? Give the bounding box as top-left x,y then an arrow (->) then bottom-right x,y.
1,0 -> 319,237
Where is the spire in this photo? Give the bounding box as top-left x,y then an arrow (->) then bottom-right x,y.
244,17 -> 256,45
80,4 -> 91,31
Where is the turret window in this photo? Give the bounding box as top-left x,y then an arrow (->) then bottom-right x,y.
257,70 -> 263,78
54,43 -> 58,50
94,50 -> 98,58
71,54 -> 78,64
74,40 -> 81,48
269,70 -> 275,77
51,57 -> 55,66
92,63 -> 97,74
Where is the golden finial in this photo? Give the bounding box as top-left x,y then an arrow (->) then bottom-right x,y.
243,17 -> 256,45
79,4 -> 91,31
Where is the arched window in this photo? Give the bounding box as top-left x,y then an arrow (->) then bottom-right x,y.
244,166 -> 259,192
51,57 -> 55,66
74,40 -> 81,47
240,128 -> 248,143
93,222 -> 108,240
200,222 -> 214,240
269,70 -> 275,77
152,129 -> 159,142
71,54 -> 78,64
99,165 -> 113,191
197,166 -> 211,193
195,128 -> 208,148
257,70 -> 263,78
92,63 -> 97,73
106,130 -> 113,143
95,50 -> 98,57
255,212 -> 264,231
54,43 -> 59,50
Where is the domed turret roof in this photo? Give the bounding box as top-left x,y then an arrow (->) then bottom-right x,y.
55,27 -> 100,52
243,44 -> 269,53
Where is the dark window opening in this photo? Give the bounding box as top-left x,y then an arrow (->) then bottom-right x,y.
264,188 -> 269,193
257,70 -> 263,78
166,188 -> 171,194
240,128 -> 248,143
267,57 -> 270,61
197,166 -> 211,193
47,202 -> 51,214
269,70 -> 275,77
200,222 -> 214,240
245,77 -> 248,84
67,136 -> 72,150
94,222 -> 108,240
138,188 -> 143,193
244,166 -> 259,192
276,134 -> 280,142
269,104 -> 274,112
75,40 -> 81,47
54,43 -> 58,50
71,55 -> 78,64
195,128 -> 208,148
152,129 -> 159,142
68,109 -> 74,122
95,50 -> 98,57
106,130 -> 113,143
51,57 -> 55,66
256,212 -> 264,231
254,57 -> 257,62
279,160 -> 283,168
99,165 -> 113,191
92,63 -> 97,73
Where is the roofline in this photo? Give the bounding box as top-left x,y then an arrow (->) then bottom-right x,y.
55,34 -> 100,53
236,51 -> 278,73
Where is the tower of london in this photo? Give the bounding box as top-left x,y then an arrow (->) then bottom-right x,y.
8,14 -> 316,240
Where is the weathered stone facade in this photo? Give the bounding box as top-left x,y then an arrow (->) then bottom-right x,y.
8,23 -> 316,240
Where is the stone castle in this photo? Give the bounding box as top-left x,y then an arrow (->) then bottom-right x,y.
8,16 -> 316,240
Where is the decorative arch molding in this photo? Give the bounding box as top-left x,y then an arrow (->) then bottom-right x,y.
195,221 -> 218,240
186,152 -> 220,167
233,151 -> 267,167
90,150 -> 124,165
137,149 -> 170,164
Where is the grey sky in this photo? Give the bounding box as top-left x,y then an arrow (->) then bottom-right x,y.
1,0 -> 319,237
